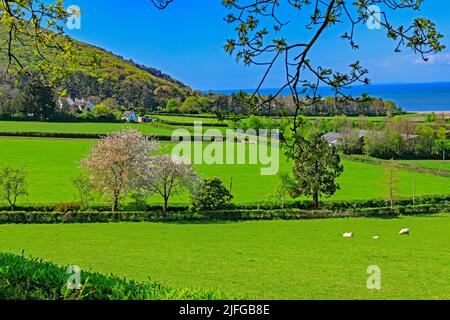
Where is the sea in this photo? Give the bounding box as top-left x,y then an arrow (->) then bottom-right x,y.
209,82 -> 450,113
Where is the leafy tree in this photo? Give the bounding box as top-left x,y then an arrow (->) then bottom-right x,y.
0,0 -> 74,83
81,129 -> 159,211
436,127 -> 449,161
165,98 -> 180,112
92,104 -> 115,120
0,166 -> 28,211
288,132 -> 344,208
146,155 -> 198,215
416,126 -> 436,158
273,172 -> 293,208
18,75 -> 56,119
73,175 -> 94,211
191,177 -> 233,211
179,96 -> 201,114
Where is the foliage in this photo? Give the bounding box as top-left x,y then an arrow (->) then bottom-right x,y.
73,175 -> 94,210
179,96 -> 202,114
191,177 -> 233,211
0,253 -> 225,300
144,155 -> 198,215
0,166 -> 28,211
16,74 -> 56,120
81,129 -> 159,211
364,121 -> 448,160
288,132 -> 344,208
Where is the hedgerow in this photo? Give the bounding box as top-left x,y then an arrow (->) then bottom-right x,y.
0,253 -> 226,300
0,204 -> 447,225
2,195 -> 448,213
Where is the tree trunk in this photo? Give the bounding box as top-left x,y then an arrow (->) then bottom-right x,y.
312,192 -> 319,209
112,195 -> 119,212
163,197 -> 168,216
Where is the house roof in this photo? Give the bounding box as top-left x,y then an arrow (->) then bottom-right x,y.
123,111 -> 135,118
322,132 -> 343,145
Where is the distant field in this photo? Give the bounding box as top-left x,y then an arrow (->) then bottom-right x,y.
152,115 -> 224,124
0,121 -> 227,135
397,160 -> 450,172
0,137 -> 448,205
1,214 -> 449,299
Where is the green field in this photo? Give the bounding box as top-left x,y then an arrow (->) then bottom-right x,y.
0,214 -> 449,299
0,137 -> 448,205
397,160 -> 450,172
152,115 -> 224,124
0,121 -> 227,136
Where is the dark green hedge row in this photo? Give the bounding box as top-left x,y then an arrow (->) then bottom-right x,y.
0,204 -> 447,224
0,203 -> 190,213
3,195 -> 448,213
0,253 -> 226,300
234,195 -> 450,211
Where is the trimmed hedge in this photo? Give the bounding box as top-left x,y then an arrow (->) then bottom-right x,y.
234,195 -> 450,211
0,253 -> 226,300
3,195 -> 448,213
0,204 -> 447,225
0,203 -> 190,213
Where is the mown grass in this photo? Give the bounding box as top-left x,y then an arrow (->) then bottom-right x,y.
0,214 -> 449,299
0,137 -> 448,205
0,121 -> 227,136
151,115 -> 223,124
397,160 -> 450,172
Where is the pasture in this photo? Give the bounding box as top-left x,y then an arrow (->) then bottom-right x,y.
397,160 -> 450,172
0,121 -> 226,136
0,214 -> 449,299
0,137 -> 448,205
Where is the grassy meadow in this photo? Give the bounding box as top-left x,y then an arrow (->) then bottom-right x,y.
397,160 -> 450,172
0,137 -> 448,205
0,121 -> 227,136
0,214 -> 449,299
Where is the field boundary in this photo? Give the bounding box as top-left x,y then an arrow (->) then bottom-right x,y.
0,253 -> 227,300
3,195 -> 448,213
344,155 -> 450,177
0,204 -> 447,225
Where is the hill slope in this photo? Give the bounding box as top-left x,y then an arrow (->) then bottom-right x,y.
0,22 -> 192,110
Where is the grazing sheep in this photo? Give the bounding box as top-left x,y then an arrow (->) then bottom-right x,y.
399,228 -> 410,235
373,235 -> 380,239
343,232 -> 353,238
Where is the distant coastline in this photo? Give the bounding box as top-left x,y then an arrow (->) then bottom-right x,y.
206,82 -> 450,113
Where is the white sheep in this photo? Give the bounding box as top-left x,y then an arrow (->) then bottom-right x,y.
343,232 -> 353,238
399,228 -> 410,235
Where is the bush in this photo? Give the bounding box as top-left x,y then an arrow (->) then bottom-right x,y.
0,253 -> 226,300
54,202 -> 81,213
0,204 -> 446,225
191,178 -> 233,211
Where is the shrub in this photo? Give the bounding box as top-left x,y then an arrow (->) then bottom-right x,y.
0,253 -> 226,300
191,177 -> 233,211
53,202 -> 81,213
0,204 -> 446,225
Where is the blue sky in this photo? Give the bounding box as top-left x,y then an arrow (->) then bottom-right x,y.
65,0 -> 450,90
